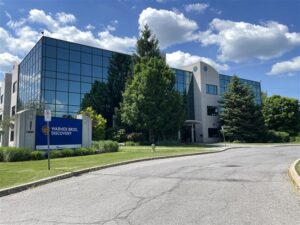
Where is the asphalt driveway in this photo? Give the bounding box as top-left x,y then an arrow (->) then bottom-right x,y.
1,146 -> 300,225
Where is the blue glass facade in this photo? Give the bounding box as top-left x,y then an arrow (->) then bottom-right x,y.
18,37 -> 195,119
174,69 -> 195,120
219,74 -> 262,104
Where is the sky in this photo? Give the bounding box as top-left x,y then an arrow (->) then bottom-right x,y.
0,0 -> 299,99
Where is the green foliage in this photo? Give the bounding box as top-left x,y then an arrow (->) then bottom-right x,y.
220,76 -> 265,142
80,107 -> 107,140
81,81 -> 109,119
107,54 -> 132,127
266,130 -> 290,143
60,149 -> 74,157
121,57 -> 185,142
135,24 -> 161,59
0,147 -> 32,162
262,95 -> 300,135
50,150 -> 63,159
92,140 -> 119,153
125,141 -> 140,146
113,129 -> 127,142
30,151 -> 45,160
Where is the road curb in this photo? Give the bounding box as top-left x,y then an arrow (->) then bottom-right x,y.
0,147 -> 235,198
288,158 -> 300,192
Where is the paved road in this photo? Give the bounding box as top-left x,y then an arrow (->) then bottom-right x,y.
1,146 -> 300,225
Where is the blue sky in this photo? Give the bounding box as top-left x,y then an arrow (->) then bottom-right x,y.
0,0 -> 299,99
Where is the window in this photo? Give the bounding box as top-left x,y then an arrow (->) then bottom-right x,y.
1,95 -> 3,104
206,84 -> 218,95
11,106 -> 16,116
0,114 -> 2,121
10,131 -> 14,142
207,106 -> 219,116
45,57 -> 56,71
208,128 -> 219,138
13,81 -> 17,93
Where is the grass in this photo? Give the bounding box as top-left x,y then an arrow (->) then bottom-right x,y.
0,145 -> 213,189
296,160 -> 300,176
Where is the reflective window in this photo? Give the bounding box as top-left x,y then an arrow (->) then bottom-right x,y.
57,48 -> 69,60
103,57 -> 110,67
44,78 -> 56,90
44,70 -> 56,78
56,91 -> 68,105
44,90 -> 56,104
57,40 -> 69,49
81,53 -> 91,64
57,59 -> 68,73
45,58 -> 56,71
81,64 -> 91,76
81,83 -> 91,93
69,93 -> 80,105
92,55 -> 102,66
69,105 -> 80,113
70,43 -> 80,51
92,66 -> 102,77
69,74 -> 80,81
93,48 -> 102,55
45,46 -> 56,58
206,84 -> 218,95
69,81 -> 80,93
207,106 -> 219,116
70,50 -> 80,62
57,72 -> 68,80
56,79 -> 68,91
69,62 -> 80,74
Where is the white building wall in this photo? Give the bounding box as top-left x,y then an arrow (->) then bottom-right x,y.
9,63 -> 19,147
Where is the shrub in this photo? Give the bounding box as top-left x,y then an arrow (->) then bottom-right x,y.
113,129 -> 127,142
267,130 -> 290,143
125,141 -> 139,146
50,150 -> 63,158
2,147 -> 32,162
93,140 -> 119,153
74,147 -> 96,156
157,139 -> 180,146
127,132 -> 144,142
289,133 -> 300,143
30,151 -> 45,160
0,148 -> 4,162
61,149 -> 74,157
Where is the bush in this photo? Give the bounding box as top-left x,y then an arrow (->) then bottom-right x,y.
289,133 -> 300,143
93,140 -> 119,153
0,149 -> 4,162
74,147 -> 96,156
113,129 -> 127,142
30,151 -> 45,160
267,130 -> 290,143
157,139 -> 180,146
127,132 -> 144,142
60,149 -> 74,157
125,141 -> 139,146
50,150 -> 63,158
2,147 -> 32,162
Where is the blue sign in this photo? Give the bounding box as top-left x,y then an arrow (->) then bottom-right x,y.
35,116 -> 82,150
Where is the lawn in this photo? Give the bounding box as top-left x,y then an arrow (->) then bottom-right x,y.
296,160 -> 300,176
0,145 -> 214,189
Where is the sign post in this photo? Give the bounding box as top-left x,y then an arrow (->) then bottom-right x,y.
44,110 -> 51,170
221,126 -> 226,147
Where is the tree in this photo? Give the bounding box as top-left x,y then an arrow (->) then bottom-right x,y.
262,95 -> 300,135
134,24 -> 161,60
80,107 -> 106,140
120,57 -> 185,142
220,76 -> 265,142
81,81 -> 109,120
107,53 -> 132,127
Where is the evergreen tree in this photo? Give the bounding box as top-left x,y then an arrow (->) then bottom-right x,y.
107,53 -> 132,127
81,81 -> 110,120
220,76 -> 265,142
135,25 -> 161,60
120,25 -> 185,142
120,57 -> 185,142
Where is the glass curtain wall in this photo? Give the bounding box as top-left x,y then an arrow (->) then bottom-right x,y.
219,74 -> 262,104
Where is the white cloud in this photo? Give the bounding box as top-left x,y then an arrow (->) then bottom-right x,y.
56,12 -> 76,24
199,19 -> 300,62
268,56 -> 300,75
85,24 -> 95,30
184,3 -> 209,14
0,8 -> 137,76
139,7 -> 198,48
0,52 -> 21,73
166,50 -> 229,72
